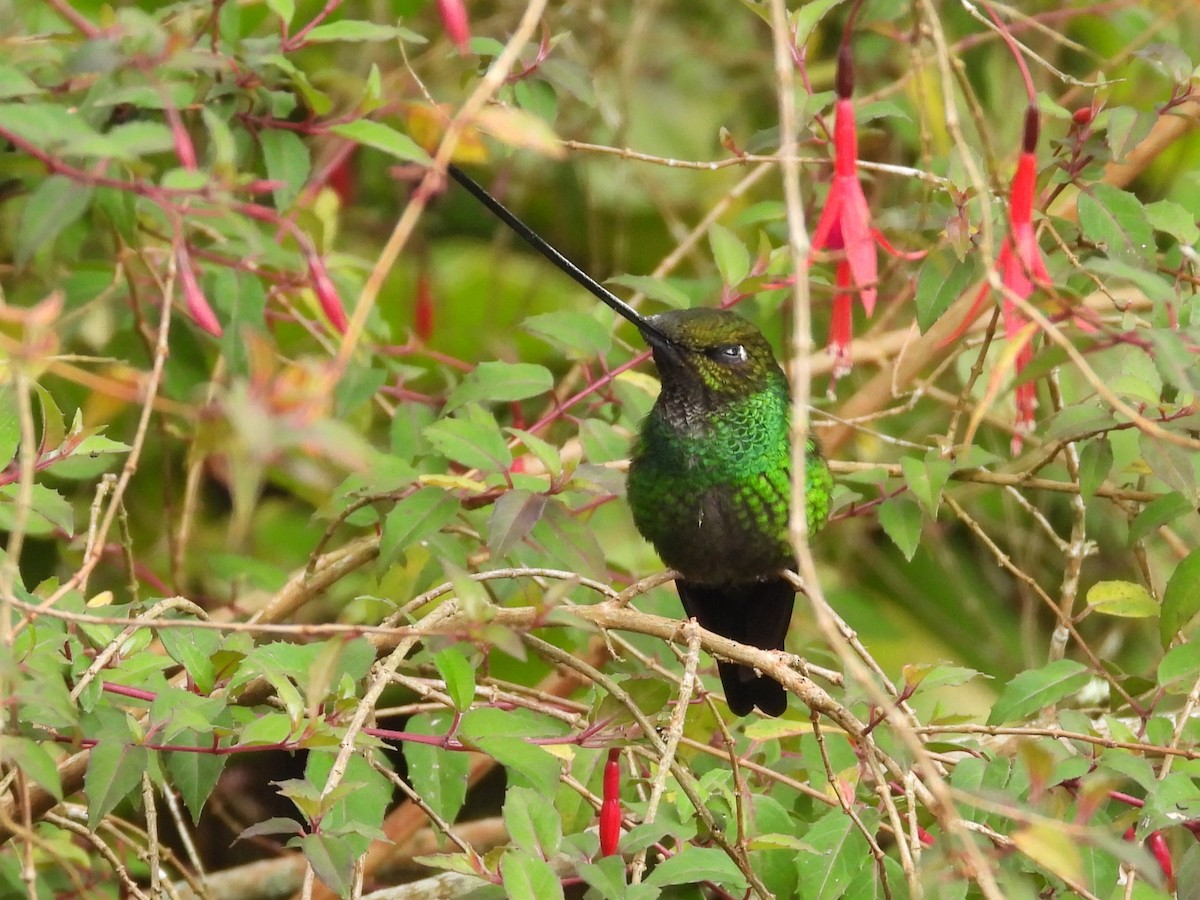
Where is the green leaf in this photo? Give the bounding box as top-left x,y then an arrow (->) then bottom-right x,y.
987,660 -> 1091,725
522,311 -> 613,359
488,489 -> 548,559
500,850 -> 565,900
1129,492 -> 1192,545
303,21 -> 410,43
85,741 -> 150,829
1085,581 -> 1157,618
709,223 -> 750,286
0,736 -> 62,801
532,499 -> 605,577
607,274 -> 693,310
16,176 -> 93,268
1012,823 -> 1085,888
576,858 -> 637,900
0,66 -> 41,99
434,646 -> 476,711
791,0 -> 845,45
1077,438 -> 1113,502
1146,198 -> 1200,245
158,626 -> 222,694
444,361 -> 554,413
424,404 -> 513,472
1141,431 -> 1200,504
164,728 -> 227,822
1077,183 -> 1155,269
877,495 -> 922,561
260,128 -> 310,211
647,846 -> 748,890
899,454 -> 952,517
299,833 -> 357,896
380,487 -> 460,566
503,786 -> 562,858
0,484 -> 74,536
1158,642 -> 1200,694
266,0 -> 294,25
1161,547 -> 1200,645
404,713 -> 469,823
330,120 -> 432,165
914,252 -> 975,332
794,808 -> 872,900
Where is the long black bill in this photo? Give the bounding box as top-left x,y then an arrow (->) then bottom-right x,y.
447,165 -> 674,348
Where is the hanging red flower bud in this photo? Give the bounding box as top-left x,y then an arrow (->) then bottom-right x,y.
175,241 -> 222,337
1147,831 -> 1175,892
598,748 -> 621,857
307,253 -> 348,334
436,0 -> 471,55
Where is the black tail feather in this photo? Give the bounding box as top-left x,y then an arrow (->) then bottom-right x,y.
675,578 -> 795,716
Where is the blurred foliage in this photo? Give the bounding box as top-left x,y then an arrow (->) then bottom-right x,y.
1,0 -> 1200,897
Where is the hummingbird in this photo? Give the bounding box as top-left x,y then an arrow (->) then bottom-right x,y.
448,166 -> 833,716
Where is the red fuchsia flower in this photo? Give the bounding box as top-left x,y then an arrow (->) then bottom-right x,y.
174,239 -> 222,337
436,0 -> 471,54
598,747 -> 621,857
810,48 -> 921,378
949,107 -> 1048,453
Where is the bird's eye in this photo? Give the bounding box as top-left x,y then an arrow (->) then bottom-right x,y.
709,344 -> 748,364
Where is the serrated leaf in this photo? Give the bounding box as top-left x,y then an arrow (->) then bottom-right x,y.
445,361 -> 553,412
330,119 -> 432,165
1161,548 -> 1200,645
165,729 -> 227,822
914,252 -> 975,332
300,832 -> 357,896
522,311 -> 613,359
500,850 -> 565,900
607,274 -> 692,309
404,713 -> 470,823
488,489 -> 548,559
158,626 -> 221,694
1146,198 -> 1200,244
424,404 -> 513,472
85,741 -> 149,829
794,808 -> 872,899
380,487 -> 460,566
434,646 -> 476,711
1077,184 -> 1155,269
0,484 -> 74,536
260,128 -> 310,211
503,786 -> 562,859
987,660 -> 1091,725
647,846 -> 748,890
16,176 -> 93,268
709,223 -> 750,286
0,736 -> 62,801
899,455 -> 952,517
877,495 -> 922,561
1086,581 -> 1157,618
